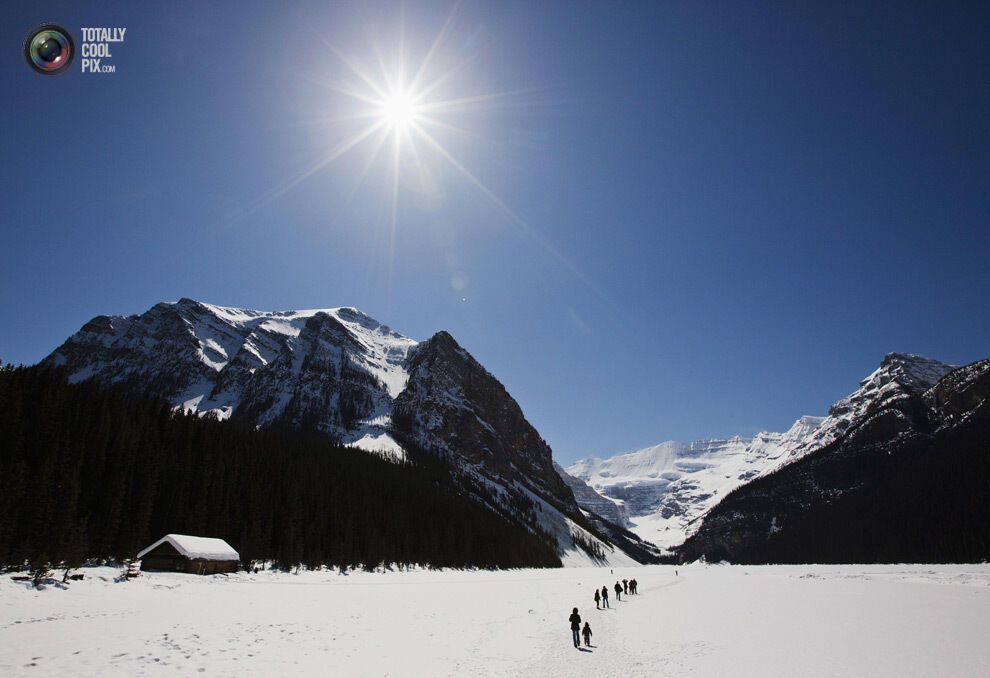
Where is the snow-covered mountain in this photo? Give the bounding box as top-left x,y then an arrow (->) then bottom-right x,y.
567,416 -> 824,549
680,355 -> 989,564
43,298 -> 648,566
759,353 -> 956,475
568,352 -> 959,551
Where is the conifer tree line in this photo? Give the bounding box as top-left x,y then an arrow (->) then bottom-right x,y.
0,365 -> 562,571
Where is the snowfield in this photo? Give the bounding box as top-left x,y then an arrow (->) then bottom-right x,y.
566,416 -> 825,549
2,564 -> 988,677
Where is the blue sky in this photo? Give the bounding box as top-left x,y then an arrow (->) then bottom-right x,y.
2,1 -> 988,465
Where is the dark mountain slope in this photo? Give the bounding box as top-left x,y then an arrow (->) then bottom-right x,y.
678,359 -> 990,564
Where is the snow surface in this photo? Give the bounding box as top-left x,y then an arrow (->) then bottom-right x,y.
3,564 -> 988,677
136,535 -> 239,562
568,416 -> 824,548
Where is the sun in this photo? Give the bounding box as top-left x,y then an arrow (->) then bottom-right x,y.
379,89 -> 421,132
236,8 -> 609,304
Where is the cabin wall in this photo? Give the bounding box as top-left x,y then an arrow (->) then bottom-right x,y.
139,542 -> 239,574
141,542 -> 187,572
187,559 -> 239,575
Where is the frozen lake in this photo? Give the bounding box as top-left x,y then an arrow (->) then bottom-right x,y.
2,563 -> 988,677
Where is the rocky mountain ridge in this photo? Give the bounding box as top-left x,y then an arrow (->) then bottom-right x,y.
758,353 -> 957,476
678,356 -> 990,563
43,298 -> 649,565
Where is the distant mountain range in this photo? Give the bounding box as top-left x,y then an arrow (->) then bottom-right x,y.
566,352 -> 989,562
43,298 -> 659,566
566,415 -> 825,549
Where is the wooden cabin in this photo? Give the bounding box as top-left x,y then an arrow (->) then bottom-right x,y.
136,534 -> 239,575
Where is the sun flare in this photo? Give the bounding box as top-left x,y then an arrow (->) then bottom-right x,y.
378,89 -> 421,132
239,9 -> 603,302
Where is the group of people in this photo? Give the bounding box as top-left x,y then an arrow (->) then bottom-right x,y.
593,577 -> 638,608
568,577 -> 642,649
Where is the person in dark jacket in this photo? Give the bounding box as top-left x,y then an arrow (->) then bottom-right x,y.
601,585 -> 609,608
594,588 -> 601,609
630,578 -> 637,594
569,608 -> 582,648
622,579 -> 628,595
614,581 -> 622,601
582,621 -> 593,647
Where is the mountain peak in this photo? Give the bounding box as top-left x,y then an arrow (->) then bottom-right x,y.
867,352 -> 956,395
426,329 -> 458,347
880,351 -> 946,367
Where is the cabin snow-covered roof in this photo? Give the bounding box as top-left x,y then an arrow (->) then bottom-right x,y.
137,534 -> 239,561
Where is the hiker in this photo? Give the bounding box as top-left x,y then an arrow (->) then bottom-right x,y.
601,585 -> 609,608
594,588 -> 601,609
569,608 -> 582,648
622,579 -> 629,595
614,581 -> 622,601
582,621 -> 593,647
630,578 -> 637,594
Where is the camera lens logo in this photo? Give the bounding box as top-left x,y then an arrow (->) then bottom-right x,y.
24,24 -> 75,75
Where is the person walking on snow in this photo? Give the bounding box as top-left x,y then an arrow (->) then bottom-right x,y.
622,579 -> 629,595
582,622 -> 593,647
614,581 -> 622,601
630,578 -> 637,594
601,585 -> 609,608
594,588 -> 601,609
569,608 -> 582,648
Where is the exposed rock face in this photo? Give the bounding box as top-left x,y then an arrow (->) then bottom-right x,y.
393,331 -> 573,509
678,357 -> 990,564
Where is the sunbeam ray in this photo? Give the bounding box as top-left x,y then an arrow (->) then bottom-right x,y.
306,25 -> 390,101
409,123 -> 612,303
235,120 -> 387,221
408,1 -> 461,93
